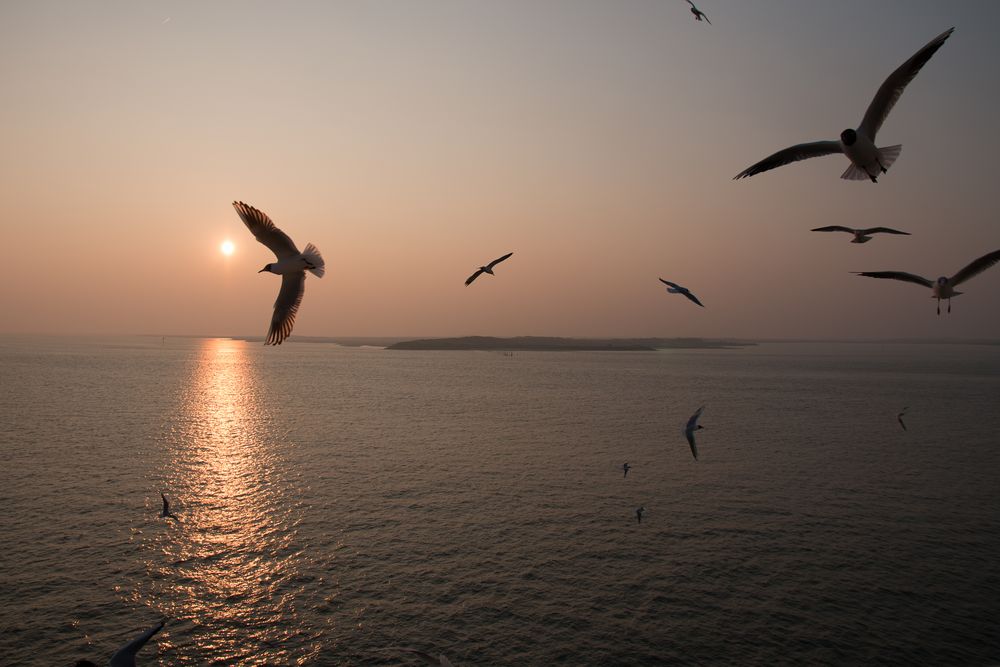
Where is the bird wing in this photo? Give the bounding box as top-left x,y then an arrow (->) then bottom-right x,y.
232,201 -> 300,260
861,227 -> 910,236
733,141 -> 842,179
659,278 -> 682,289
811,226 -> 855,233
898,415 -> 907,431
858,27 -> 954,140
465,269 -> 485,286
702,12 -> 711,25
686,406 -> 704,431
949,249 -> 1000,287
685,429 -> 699,460
853,271 -> 932,288
685,0 -> 696,7
682,291 -> 705,307
161,493 -> 169,513
108,621 -> 165,667
267,272 -> 306,345
486,252 -> 514,270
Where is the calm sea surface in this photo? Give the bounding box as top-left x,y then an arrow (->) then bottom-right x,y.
1,336 -> 998,666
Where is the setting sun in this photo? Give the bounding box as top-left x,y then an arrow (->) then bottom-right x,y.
220,240 -> 235,256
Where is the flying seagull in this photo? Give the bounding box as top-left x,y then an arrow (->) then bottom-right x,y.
685,0 -> 711,24
854,249 -> 1000,314
897,407 -> 908,431
233,201 -> 325,345
75,621 -> 165,667
159,493 -> 177,520
734,27 -> 954,183
811,226 -> 911,244
623,462 -> 631,478
659,278 -> 704,307
636,506 -> 646,524
394,648 -> 454,666
684,406 -> 705,460
465,252 -> 513,286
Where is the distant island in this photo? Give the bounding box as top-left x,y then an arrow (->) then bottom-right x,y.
386,336 -> 756,351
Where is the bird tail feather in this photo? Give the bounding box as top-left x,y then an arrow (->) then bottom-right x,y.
877,144 -> 902,170
840,163 -> 871,181
302,243 -> 325,277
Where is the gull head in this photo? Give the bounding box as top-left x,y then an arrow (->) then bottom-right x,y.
936,276 -> 948,286
840,129 -> 857,146
259,263 -> 274,274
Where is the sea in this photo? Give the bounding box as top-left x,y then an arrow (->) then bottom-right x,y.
1,335 -> 998,666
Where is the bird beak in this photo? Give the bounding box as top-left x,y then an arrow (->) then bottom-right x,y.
258,268 -> 267,273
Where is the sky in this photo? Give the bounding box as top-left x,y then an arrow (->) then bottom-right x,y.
1,0 -> 999,340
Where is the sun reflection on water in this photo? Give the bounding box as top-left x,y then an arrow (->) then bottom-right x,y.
140,338 -> 323,664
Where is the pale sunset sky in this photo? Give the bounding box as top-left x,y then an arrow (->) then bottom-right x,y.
2,1 -> 998,339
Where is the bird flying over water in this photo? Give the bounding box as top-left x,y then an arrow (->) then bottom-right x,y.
684,406 -> 705,460
659,278 -> 704,307
685,0 -> 711,24
75,621 -> 165,667
233,201 -> 325,345
854,249 -> 1000,315
897,407 -> 908,431
465,252 -> 513,286
636,506 -> 645,524
394,647 -> 455,666
811,226 -> 911,244
159,493 -> 176,520
623,462 -> 631,478
734,28 -> 954,183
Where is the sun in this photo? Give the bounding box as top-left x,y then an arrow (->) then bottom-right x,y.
220,240 -> 235,256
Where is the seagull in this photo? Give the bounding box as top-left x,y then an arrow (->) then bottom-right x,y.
394,647 -> 454,666
636,506 -> 646,524
685,0 -> 711,24
159,493 -> 177,520
465,252 -> 513,286
684,406 -> 705,460
659,278 -> 704,307
623,462 -> 631,478
734,27 -> 954,183
897,407 -> 908,431
75,621 -> 165,667
811,226 -> 911,244
854,249 -> 1000,314
233,201 -> 325,345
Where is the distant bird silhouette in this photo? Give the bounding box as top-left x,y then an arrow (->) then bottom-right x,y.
734,28 -> 954,182
685,0 -> 711,24
636,506 -> 646,524
623,462 -> 632,478
854,249 -> 1000,314
233,201 -> 325,345
159,493 -> 177,521
811,226 -> 911,244
684,406 -> 705,460
76,620 -> 165,667
465,252 -> 513,286
394,647 -> 455,666
897,407 -> 908,431
659,278 -> 704,307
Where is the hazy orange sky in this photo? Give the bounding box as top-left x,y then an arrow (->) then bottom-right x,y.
2,1 -> 999,339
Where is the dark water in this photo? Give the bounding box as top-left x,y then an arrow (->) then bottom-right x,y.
1,336 -> 998,665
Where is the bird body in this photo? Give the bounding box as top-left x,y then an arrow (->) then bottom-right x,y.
623,462 -> 631,478
685,0 -> 711,24
854,249 -> 1000,314
636,506 -> 645,524
734,28 -> 953,182
659,278 -> 704,307
465,252 -> 513,286
684,406 -> 705,460
233,201 -> 324,345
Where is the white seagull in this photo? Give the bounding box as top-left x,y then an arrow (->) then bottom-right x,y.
394,647 -> 455,666
734,27 -> 954,183
159,493 -> 177,520
854,249 -> 1000,315
684,406 -> 705,460
233,201 -> 325,345
465,252 -> 513,286
659,278 -> 704,307
76,621 -> 165,667
811,226 -> 911,244
685,0 -> 711,24
897,407 -> 908,431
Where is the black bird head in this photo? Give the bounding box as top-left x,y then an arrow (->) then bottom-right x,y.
259,263 -> 273,273
840,129 -> 857,146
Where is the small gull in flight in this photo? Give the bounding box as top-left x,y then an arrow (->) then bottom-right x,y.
811,226 -> 910,244
159,493 -> 177,521
659,278 -> 704,307
233,201 -> 325,345
684,406 -> 705,460
394,647 -> 454,666
685,0 -> 711,24
75,620 -> 165,667
734,28 -> 954,183
897,407 -> 908,431
636,506 -> 646,524
623,462 -> 631,478
854,249 -> 1000,314
465,252 -> 513,286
